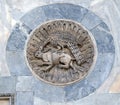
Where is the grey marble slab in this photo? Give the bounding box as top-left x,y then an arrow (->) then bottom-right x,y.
74,93 -> 120,105
33,77 -> 65,102
98,22 -> 110,32
63,53 -> 114,101
16,92 -> 33,105
0,76 -> 16,93
20,3 -> 88,30
34,96 -> 51,105
81,11 -> 102,30
6,24 -> 27,51
16,76 -> 34,91
91,26 -> 115,53
49,93 -> 120,105
6,51 -> 32,76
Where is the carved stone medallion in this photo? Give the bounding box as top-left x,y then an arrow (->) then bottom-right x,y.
26,20 -> 95,86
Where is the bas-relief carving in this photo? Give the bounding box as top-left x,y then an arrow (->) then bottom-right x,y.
26,20 -> 95,85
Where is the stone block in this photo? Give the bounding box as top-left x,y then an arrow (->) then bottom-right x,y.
20,3 -> 88,30
34,97 -> 50,105
81,11 -> 102,30
16,92 -> 33,105
99,22 -> 110,32
91,27 -> 115,53
52,3 -> 88,22
6,51 -> 32,76
86,53 -> 114,88
0,76 -> 16,93
6,24 -> 27,51
16,76 -> 34,91
34,78 -> 65,102
74,93 -> 120,105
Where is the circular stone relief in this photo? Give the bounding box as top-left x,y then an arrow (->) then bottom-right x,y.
25,19 -> 95,86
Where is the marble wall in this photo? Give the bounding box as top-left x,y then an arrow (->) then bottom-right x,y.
0,0 -> 120,105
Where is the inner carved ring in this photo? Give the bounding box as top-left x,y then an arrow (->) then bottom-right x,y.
26,20 -> 95,86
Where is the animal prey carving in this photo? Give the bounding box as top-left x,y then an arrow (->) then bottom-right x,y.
26,20 -> 95,85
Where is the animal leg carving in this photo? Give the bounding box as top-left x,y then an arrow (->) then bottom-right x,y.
45,64 -> 54,71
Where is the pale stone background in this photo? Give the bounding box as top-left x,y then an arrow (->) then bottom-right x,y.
0,0 -> 120,104
0,99 -> 9,105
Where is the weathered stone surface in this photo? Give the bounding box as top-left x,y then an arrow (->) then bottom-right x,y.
34,93 -> 120,105
26,19 -> 95,86
74,93 -> 120,105
86,53 -> 114,88
0,76 -> 16,93
16,92 -> 33,105
109,74 -> 120,93
16,76 -> 34,91
64,53 -> 114,101
34,78 -> 65,102
0,64 -> 10,77
91,27 -> 115,53
34,97 -> 50,105
99,22 -> 110,32
51,102 -> 74,105
34,90 -> 65,102
54,3 -> 88,21
4,3 -> 115,103
81,11 -> 102,30
20,3 -> 88,30
21,52 -> 114,103
6,24 -> 27,51
96,66 -> 120,93
6,51 -> 32,76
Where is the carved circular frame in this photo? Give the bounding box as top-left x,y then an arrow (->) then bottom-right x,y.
25,19 -> 97,86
